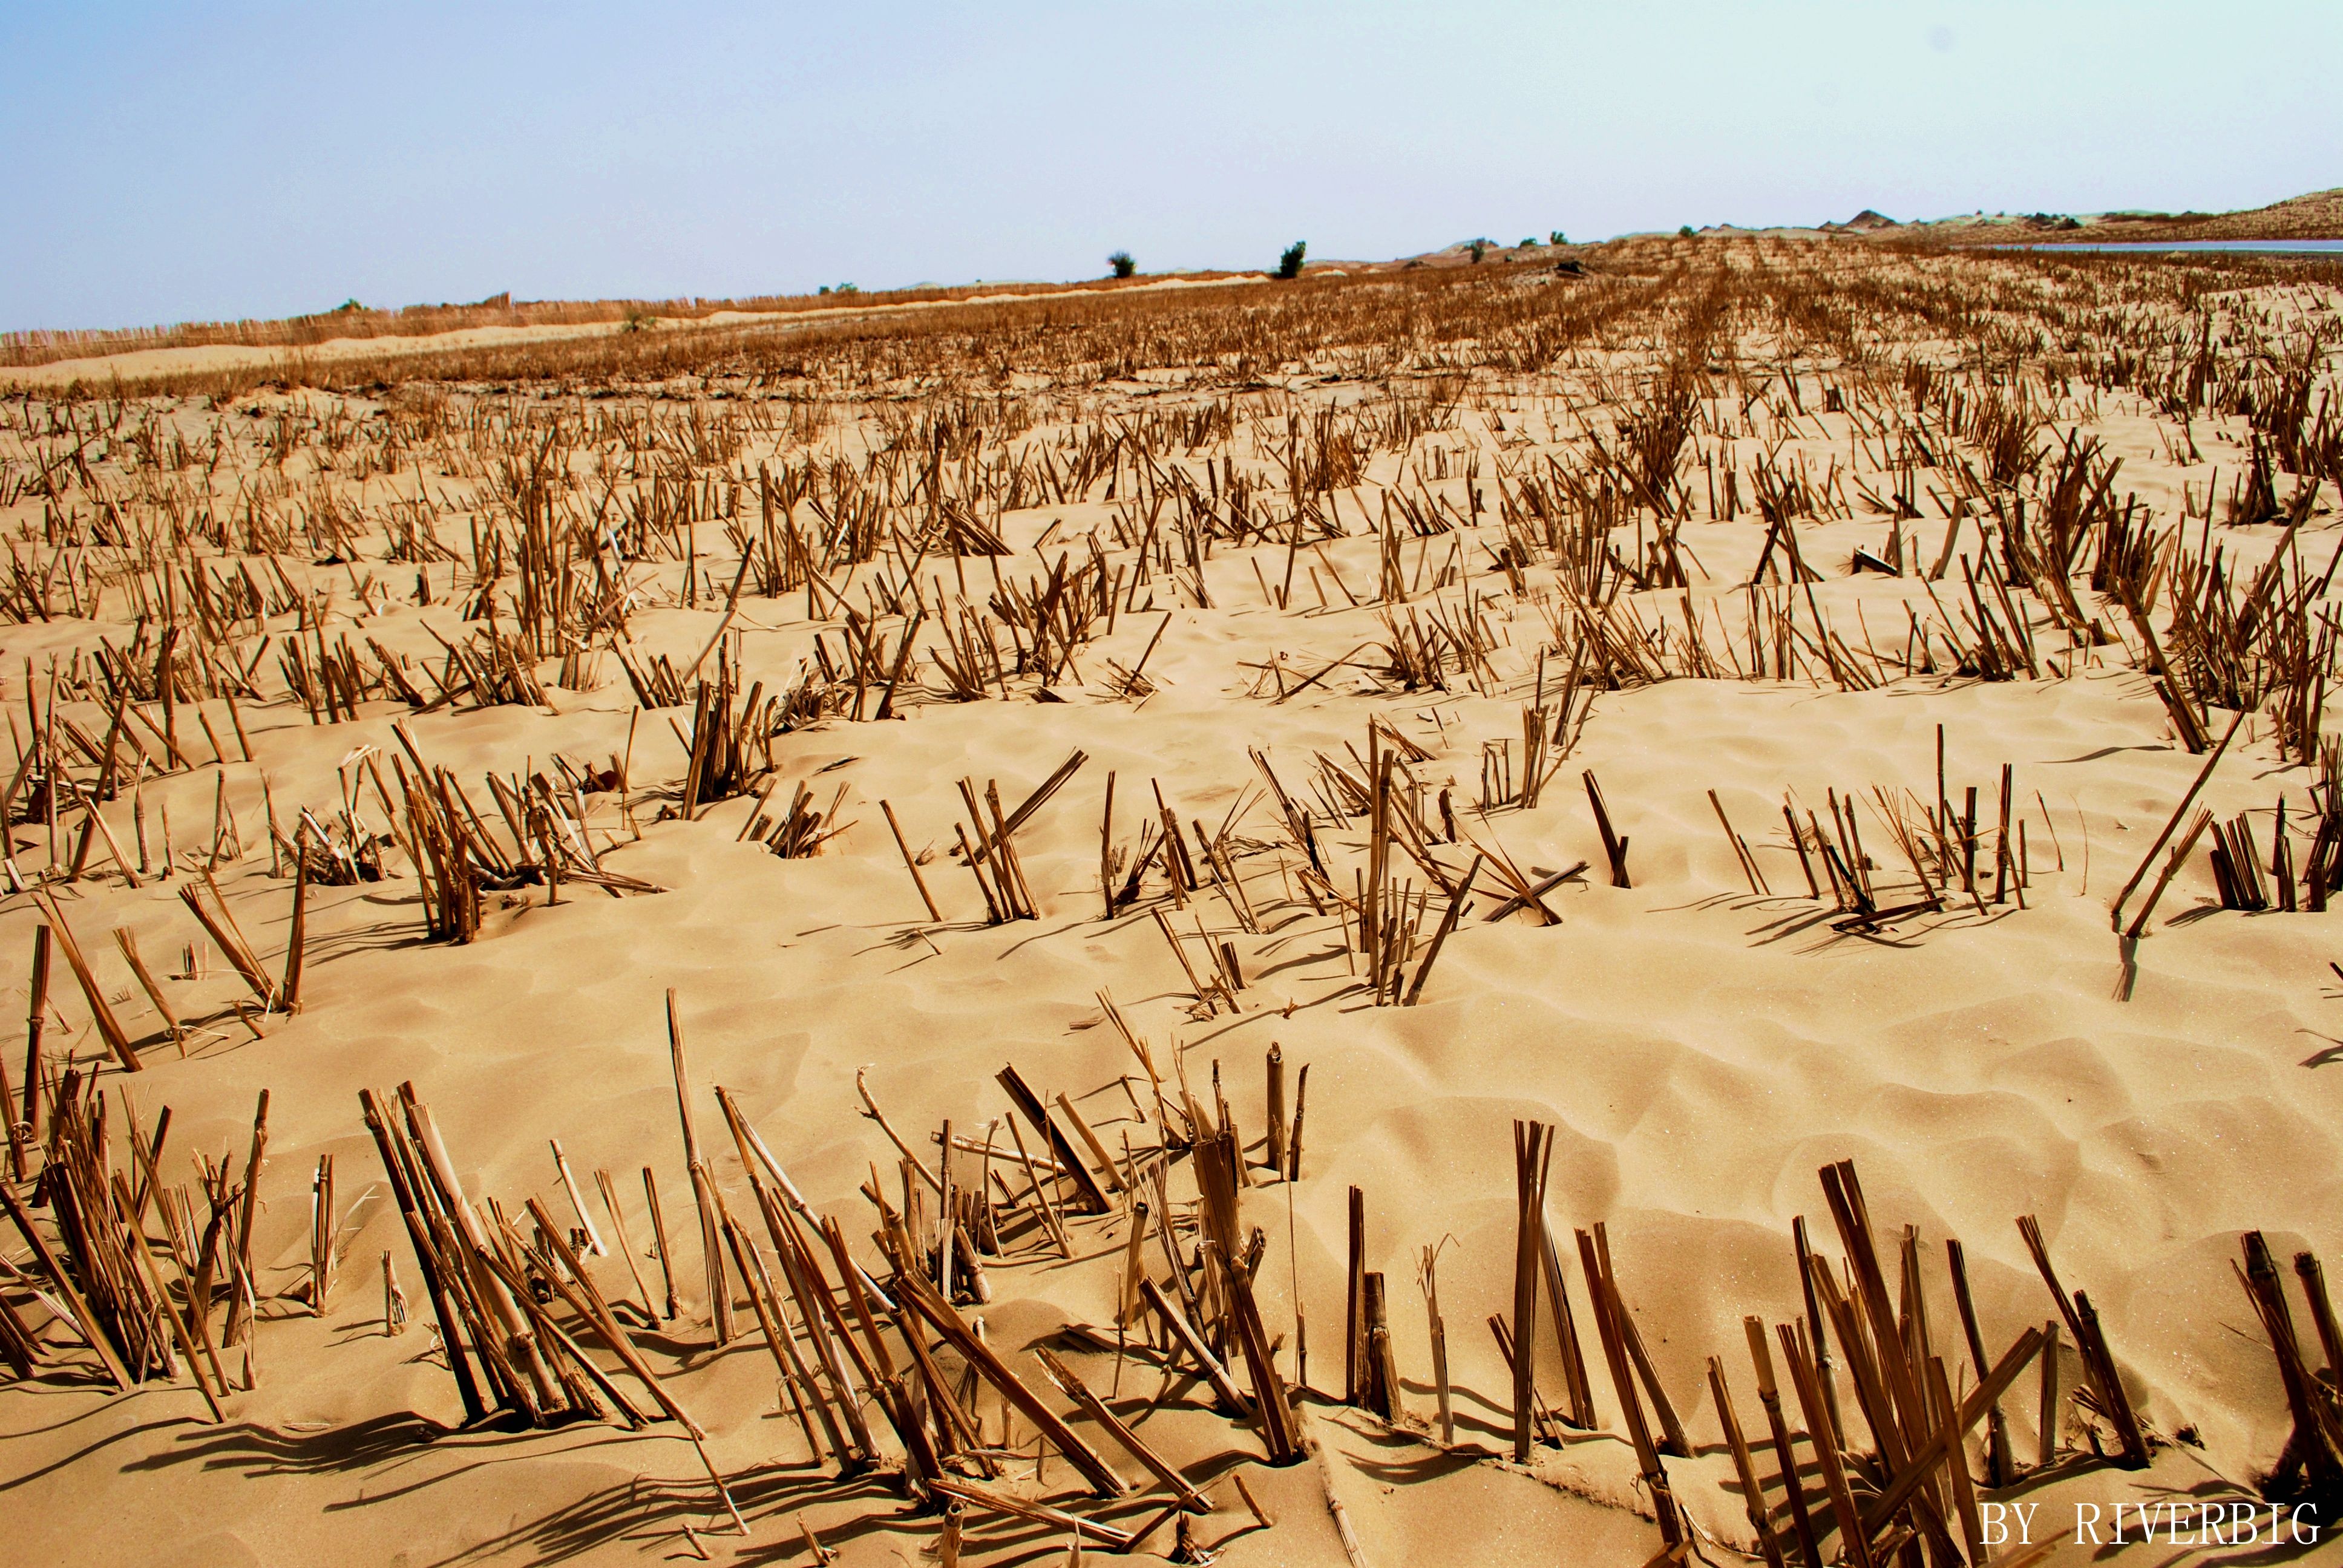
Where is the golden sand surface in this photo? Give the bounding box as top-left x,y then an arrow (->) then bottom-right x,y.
2,239 -> 2340,1564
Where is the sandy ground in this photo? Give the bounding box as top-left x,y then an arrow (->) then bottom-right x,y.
2,253 -> 2341,1566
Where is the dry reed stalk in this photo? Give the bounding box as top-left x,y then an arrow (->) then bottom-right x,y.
64,779 -> 141,888
1361,1271 -> 1399,1420
0,1033 -> 19,1185
854,1069 -> 943,1195
546,1139 -> 605,1256
516,1195 -> 696,1426
1709,789 -> 1771,895
1263,1044 -> 1289,1178
1140,1276 -> 1250,1415
517,1200 -> 744,1528
2014,1214 -> 2148,1468
1709,1358 -> 1787,1568
880,799 -> 942,922
218,1088 -> 269,1353
1420,1242 -> 1453,1445
1582,771 -> 1631,887
1053,1092 -> 1124,1195
717,1210 -> 821,1457
307,1153 -> 335,1315
0,1159 -> 133,1390
1511,1122 -> 1552,1461
665,992 -> 732,1343
1858,1327 -> 2044,1538
642,1166 -> 680,1320
0,1272 -> 34,1379
1032,1345 -> 1211,1510
1594,1224 -> 1689,1455
23,924 -> 51,1149
31,893 -> 139,1068
112,928 -> 182,1053
2297,1251 -> 2343,1391
925,1477 -> 1133,1549
2241,1241 -> 2343,1508
1925,1354 -> 1988,1565
1403,856 -> 1480,1004
795,1219 -> 883,1468
1201,1148 -> 1301,1461
997,1064 -> 1110,1213
2109,707 -> 2246,930
1578,1226 -> 1683,1547
1945,1238 -> 2014,1485
1285,1061 -> 1311,1182
715,1205 -> 845,1466
1776,1321 -> 1867,1568
399,1088 -> 565,1415
1789,1215 -> 1844,1447
175,880 -> 275,1009
1538,1221 -> 1597,1430
1744,1318 -> 1822,1568
1232,1469 -> 1275,1530
2033,1316 -> 2062,1472
1114,1197 -> 1152,1327
594,1170 -> 658,1322
1003,1111 -> 1071,1256
2123,806 -> 2216,941
382,1247 -> 405,1331
111,1172 -> 224,1421
359,1087 -> 488,1422
1344,1183 -> 1366,1407
280,858 -> 309,1011
899,1267 -> 1131,1497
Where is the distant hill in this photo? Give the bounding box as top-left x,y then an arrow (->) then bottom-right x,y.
2043,186 -> 2343,241
1817,186 -> 2343,244
1820,209 -> 1901,234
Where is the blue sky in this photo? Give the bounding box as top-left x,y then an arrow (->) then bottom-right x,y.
4,2 -> 2336,332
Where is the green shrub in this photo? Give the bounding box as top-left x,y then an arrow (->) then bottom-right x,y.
1550,230 -> 1568,246
1678,225 -> 1696,238
1277,241 -> 1307,279
1107,251 -> 1136,279
1469,239 -> 1487,264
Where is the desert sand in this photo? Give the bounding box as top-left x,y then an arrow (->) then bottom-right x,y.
2,238 -> 2341,1566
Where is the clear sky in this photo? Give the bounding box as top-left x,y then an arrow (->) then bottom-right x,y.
4,2 -> 2336,332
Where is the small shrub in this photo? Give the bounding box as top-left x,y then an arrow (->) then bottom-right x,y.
620,307 -> 655,333
1469,240 -> 1487,264
1678,224 -> 1696,238
1519,237 -> 1539,249
1108,251 -> 1136,279
1550,230 -> 1568,246
1277,241 -> 1307,279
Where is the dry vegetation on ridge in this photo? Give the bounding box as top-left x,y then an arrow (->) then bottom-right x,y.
4,240 -> 2343,1565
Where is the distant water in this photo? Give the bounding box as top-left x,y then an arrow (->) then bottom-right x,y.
1998,239 -> 2343,255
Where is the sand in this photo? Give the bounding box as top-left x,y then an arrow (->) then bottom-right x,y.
2,242 -> 2341,1566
